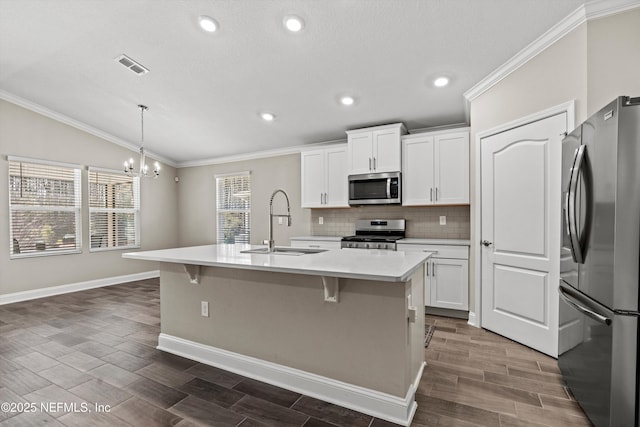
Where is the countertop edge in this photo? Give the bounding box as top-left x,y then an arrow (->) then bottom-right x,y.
123,247 -> 431,283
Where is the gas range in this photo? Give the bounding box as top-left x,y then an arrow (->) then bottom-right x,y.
340,219 -> 405,251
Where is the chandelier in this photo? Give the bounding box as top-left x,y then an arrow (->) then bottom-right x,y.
124,104 -> 160,178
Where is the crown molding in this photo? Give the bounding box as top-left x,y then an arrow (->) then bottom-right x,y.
0,90 -> 178,168
463,0 -> 640,103
177,138 -> 347,168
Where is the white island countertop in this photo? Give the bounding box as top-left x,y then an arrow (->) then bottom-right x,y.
123,244 -> 431,282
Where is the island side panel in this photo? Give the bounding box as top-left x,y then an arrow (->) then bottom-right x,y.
406,266 -> 425,390
159,263 -> 416,398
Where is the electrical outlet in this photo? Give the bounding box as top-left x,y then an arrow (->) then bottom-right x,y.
319,216 -> 324,225
439,216 -> 446,225
201,301 -> 209,317
278,217 -> 283,225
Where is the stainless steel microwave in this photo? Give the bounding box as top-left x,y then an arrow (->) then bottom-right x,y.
348,172 -> 401,205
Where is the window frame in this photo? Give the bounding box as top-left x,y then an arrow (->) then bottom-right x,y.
215,171 -> 251,245
8,155 -> 83,259
88,166 -> 141,252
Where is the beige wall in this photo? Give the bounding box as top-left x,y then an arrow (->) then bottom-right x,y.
0,100 -> 179,294
468,8 -> 640,317
587,9 -> 640,115
177,154 -> 311,247
468,23 -> 588,315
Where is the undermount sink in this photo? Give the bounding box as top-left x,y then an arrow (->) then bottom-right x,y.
241,247 -> 327,256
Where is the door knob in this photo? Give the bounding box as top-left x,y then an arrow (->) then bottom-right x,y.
481,240 -> 493,247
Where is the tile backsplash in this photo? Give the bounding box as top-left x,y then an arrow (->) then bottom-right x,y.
310,205 -> 470,239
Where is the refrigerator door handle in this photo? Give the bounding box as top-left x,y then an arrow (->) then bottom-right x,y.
559,285 -> 612,325
567,144 -> 587,263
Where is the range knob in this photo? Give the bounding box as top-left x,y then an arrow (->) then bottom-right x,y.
365,243 -> 370,249
377,243 -> 383,249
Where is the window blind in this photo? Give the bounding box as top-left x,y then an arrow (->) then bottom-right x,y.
88,168 -> 140,251
8,157 -> 82,258
216,172 -> 251,244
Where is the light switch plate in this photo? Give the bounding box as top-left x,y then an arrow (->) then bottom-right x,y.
439,216 -> 446,225
319,216 -> 324,225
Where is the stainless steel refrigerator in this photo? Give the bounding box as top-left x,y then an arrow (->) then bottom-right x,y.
559,96 -> 640,427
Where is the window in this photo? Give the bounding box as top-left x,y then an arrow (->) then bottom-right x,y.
8,156 -> 82,258
88,168 -> 140,251
216,172 -> 251,244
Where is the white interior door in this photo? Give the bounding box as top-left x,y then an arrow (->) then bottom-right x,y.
480,113 -> 565,357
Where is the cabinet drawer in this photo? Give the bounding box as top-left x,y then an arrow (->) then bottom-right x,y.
291,240 -> 341,250
397,244 -> 468,260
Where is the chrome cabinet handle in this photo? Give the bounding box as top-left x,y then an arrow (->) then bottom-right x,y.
435,187 -> 438,201
373,157 -> 377,171
430,188 -> 433,202
481,240 -> 493,247
324,193 -> 328,204
426,262 -> 429,276
567,145 -> 586,263
369,158 -> 372,171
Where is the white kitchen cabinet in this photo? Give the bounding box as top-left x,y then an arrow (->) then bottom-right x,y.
402,129 -> 469,205
397,241 -> 469,311
290,237 -> 342,250
346,123 -> 407,175
301,145 -> 348,208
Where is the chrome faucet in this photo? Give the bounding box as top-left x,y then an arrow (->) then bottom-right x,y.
268,189 -> 292,252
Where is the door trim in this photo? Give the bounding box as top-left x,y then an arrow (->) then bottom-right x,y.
470,100 -> 575,328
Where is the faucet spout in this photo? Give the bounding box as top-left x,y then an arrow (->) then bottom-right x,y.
268,189 -> 292,252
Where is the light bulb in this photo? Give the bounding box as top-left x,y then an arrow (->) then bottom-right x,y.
433,77 -> 449,87
261,112 -> 275,121
340,96 -> 355,106
199,15 -> 218,32
284,16 -> 304,32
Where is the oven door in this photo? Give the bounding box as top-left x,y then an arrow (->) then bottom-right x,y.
348,172 -> 400,205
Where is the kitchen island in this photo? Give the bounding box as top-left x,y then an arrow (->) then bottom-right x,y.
123,244 -> 430,426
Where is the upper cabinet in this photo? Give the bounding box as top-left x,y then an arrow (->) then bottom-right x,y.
346,123 -> 407,175
301,145 -> 349,208
402,129 -> 469,206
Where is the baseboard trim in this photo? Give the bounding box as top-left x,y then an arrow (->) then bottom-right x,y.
157,333 -> 422,426
467,311 -> 479,328
0,270 -> 160,305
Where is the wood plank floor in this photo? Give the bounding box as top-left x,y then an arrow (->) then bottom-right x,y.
0,279 -> 592,426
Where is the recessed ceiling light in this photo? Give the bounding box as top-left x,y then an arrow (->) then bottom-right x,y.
198,15 -> 218,32
284,15 -> 304,32
340,96 -> 356,106
261,112 -> 276,122
433,76 -> 449,87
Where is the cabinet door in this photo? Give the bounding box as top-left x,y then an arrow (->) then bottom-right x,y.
325,146 -> 348,207
434,132 -> 469,204
300,150 -> 325,208
347,132 -> 373,175
373,128 -> 401,172
402,136 -> 435,205
430,258 -> 469,310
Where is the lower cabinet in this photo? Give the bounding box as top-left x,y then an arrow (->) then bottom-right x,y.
397,242 -> 469,311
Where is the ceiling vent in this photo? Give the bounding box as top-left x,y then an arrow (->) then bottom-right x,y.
114,54 -> 149,75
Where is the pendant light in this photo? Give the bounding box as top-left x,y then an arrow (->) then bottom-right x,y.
124,104 -> 160,178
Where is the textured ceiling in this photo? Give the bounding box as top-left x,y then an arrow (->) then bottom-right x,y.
0,0 -> 586,166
